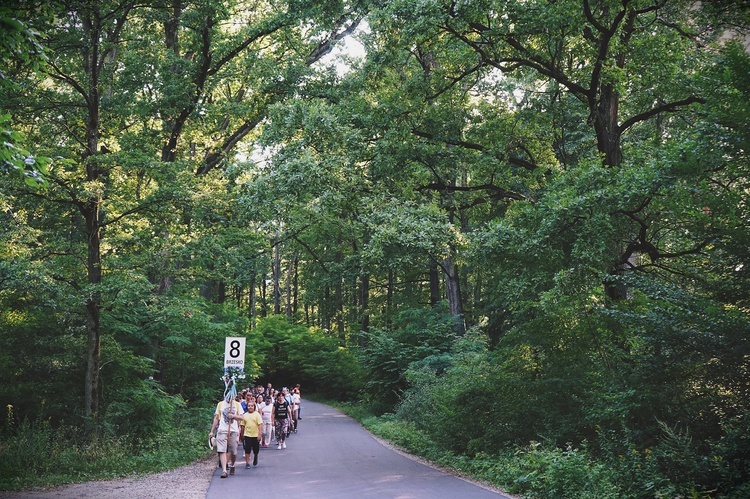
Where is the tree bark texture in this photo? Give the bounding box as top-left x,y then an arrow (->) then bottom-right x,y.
442,256 -> 465,335
82,4 -> 103,418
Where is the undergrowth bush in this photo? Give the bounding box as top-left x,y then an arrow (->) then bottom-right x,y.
363,414 -> 437,457
495,442 -> 621,499
331,396 -> 745,498
343,401 -> 623,498
0,405 -> 209,491
104,380 -> 186,439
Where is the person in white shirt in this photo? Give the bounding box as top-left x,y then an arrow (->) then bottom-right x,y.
260,395 -> 274,447
209,395 -> 245,478
291,389 -> 301,432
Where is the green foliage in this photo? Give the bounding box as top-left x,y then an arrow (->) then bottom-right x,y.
1,0 -> 750,496
364,414 -> 438,457
0,273 -> 85,427
490,442 -> 621,499
387,284 -> 750,495
0,9 -> 50,186
253,315 -> 364,397
284,331 -> 365,399
0,408 -> 209,492
343,399 -> 621,499
103,380 -> 185,441
359,304 -> 458,404
0,114 -> 50,187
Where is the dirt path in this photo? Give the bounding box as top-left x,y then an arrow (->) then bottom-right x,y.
0,455 -> 215,499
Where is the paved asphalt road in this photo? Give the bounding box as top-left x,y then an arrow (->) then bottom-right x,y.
206,400 -> 511,498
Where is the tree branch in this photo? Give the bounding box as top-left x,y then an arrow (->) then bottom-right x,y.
196,15 -> 364,175
50,273 -> 82,291
292,235 -> 330,274
208,15 -> 292,78
97,0 -> 136,70
441,22 -> 591,99
420,181 -> 526,201
45,61 -> 90,106
618,96 -> 705,134
199,118 -> 263,175
306,15 -> 363,65
411,129 -> 538,171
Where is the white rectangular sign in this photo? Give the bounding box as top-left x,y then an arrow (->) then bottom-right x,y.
224,337 -> 246,368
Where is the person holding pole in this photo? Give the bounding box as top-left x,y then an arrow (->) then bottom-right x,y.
209,390 -> 244,478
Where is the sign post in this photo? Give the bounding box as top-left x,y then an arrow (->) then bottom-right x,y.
219,337 -> 246,473
224,337 -> 246,369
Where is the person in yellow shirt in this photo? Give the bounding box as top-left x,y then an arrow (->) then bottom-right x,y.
240,397 -> 263,469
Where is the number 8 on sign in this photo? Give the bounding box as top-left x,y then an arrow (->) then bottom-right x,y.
224,337 -> 246,368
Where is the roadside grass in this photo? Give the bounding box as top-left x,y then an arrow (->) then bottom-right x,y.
0,408 -> 211,492
324,398 -> 622,499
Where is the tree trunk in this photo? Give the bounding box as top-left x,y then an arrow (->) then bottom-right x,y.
83,203 -> 102,417
285,252 -> 294,317
429,263 -> 441,306
217,280 -> 226,304
386,270 -> 394,329
335,277 -> 344,341
292,253 -> 299,315
594,82 -> 622,168
443,256 -> 465,335
322,287 -> 330,331
594,76 -> 627,300
260,277 -> 268,317
249,275 -> 256,328
82,5 -> 103,418
334,240 -> 344,340
273,242 -> 281,315
359,273 -> 370,334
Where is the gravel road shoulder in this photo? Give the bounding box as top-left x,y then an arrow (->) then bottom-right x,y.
0,455 -> 216,499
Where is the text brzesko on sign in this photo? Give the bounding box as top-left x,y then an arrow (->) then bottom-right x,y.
224,337 -> 246,368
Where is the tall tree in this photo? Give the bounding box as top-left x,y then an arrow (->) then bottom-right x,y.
9,0 -> 141,418
3,0 -> 366,419
367,0 -> 728,302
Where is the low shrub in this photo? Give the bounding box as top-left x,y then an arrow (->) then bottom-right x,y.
0,405 -> 209,491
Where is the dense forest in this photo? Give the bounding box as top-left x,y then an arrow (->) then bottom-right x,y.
2,0 -> 749,496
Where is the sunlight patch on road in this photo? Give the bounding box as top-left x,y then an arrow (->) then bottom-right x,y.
373,474 -> 406,483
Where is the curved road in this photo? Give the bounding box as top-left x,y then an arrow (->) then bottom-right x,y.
206,400 -> 510,498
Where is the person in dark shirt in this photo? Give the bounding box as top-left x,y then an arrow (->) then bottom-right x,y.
272,392 -> 291,449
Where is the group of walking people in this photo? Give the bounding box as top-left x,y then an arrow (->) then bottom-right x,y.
209,383 -> 301,478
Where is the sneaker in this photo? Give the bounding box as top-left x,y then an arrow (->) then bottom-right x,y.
229,466 -> 235,475
282,442 -> 286,449
245,464 -> 251,469
277,444 -> 281,449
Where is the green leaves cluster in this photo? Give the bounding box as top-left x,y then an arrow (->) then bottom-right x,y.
0,9 -> 50,186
